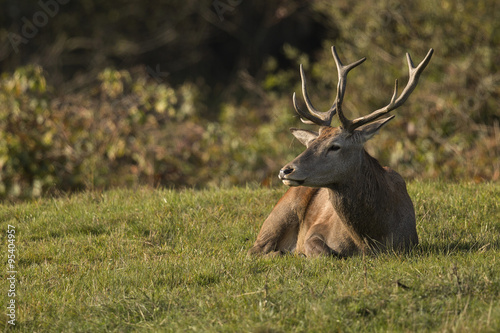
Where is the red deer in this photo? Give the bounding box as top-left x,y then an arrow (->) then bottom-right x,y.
249,46 -> 433,257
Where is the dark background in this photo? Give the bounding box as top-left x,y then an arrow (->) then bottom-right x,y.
0,0 -> 499,198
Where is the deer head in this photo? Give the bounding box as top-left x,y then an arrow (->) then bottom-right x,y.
279,46 -> 434,187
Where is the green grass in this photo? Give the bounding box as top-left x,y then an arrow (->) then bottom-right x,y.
1,182 -> 499,332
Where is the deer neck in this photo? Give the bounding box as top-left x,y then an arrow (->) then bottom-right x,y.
327,150 -> 388,241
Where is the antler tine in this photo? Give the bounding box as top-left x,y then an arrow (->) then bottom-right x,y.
348,48 -> 434,131
331,46 -> 367,130
292,64 -> 337,126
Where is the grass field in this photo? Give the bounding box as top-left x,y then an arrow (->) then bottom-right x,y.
1,182 -> 499,332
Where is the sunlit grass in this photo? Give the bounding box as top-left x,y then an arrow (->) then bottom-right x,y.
1,182 -> 499,332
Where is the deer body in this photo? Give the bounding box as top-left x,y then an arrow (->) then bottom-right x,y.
249,47 -> 432,257
249,128 -> 417,257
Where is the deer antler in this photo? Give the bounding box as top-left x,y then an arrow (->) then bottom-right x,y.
292,65 -> 337,126
293,47 -> 366,126
293,47 -> 434,131
330,46 -> 366,130
345,48 -> 434,132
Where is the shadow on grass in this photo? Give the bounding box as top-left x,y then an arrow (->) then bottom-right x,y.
415,239 -> 500,256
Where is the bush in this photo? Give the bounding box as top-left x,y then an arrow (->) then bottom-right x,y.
0,66 -> 206,198
0,66 -> 301,199
1,1 -> 499,199
0,66 -> 53,197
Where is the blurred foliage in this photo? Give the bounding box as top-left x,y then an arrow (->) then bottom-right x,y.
310,0 -> 500,180
0,65 -> 302,198
0,0 -> 499,199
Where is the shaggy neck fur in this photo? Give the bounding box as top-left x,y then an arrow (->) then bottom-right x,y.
327,150 -> 389,245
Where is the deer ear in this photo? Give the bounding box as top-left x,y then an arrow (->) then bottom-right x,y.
290,128 -> 319,147
357,116 -> 395,142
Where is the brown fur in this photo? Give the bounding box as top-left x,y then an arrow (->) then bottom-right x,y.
248,126 -> 418,257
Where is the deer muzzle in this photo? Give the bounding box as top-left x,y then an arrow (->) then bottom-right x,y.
279,165 -> 304,186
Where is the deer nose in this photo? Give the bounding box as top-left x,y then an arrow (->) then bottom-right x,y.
279,166 -> 294,179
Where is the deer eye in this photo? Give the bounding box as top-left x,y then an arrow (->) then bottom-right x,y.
329,145 -> 340,152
